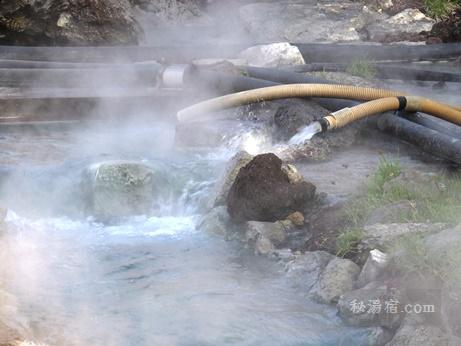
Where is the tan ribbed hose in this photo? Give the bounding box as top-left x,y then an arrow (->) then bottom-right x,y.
325,96 -> 461,128
177,84 -> 461,127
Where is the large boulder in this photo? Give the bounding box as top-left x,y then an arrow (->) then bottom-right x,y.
83,161 -> 160,221
227,153 -> 316,222
309,257 -> 360,304
238,43 -> 305,68
0,0 -> 141,45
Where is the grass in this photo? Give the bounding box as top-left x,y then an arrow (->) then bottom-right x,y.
336,228 -> 364,257
345,60 -> 377,79
423,0 -> 459,19
336,156 -> 461,257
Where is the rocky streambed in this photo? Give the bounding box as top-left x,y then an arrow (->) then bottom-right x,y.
0,78 -> 459,345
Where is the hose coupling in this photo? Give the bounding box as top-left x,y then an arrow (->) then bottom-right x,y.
161,64 -> 192,89
319,117 -> 333,132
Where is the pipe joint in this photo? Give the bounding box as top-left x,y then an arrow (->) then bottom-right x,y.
161,64 -> 191,89
405,96 -> 424,113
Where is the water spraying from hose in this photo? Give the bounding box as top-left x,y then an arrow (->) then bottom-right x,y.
288,122 -> 322,145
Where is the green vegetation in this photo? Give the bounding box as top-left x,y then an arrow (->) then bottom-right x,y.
336,228 -> 364,257
336,156 -> 461,257
345,60 -> 376,79
423,0 -> 458,18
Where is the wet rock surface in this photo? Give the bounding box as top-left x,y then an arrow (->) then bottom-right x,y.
227,153 -> 317,222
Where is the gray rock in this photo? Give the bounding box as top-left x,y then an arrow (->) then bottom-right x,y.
361,223 -> 449,250
197,206 -> 230,236
425,223 -> 461,255
245,221 -> 288,255
83,161 -> 159,220
338,282 -> 404,329
357,249 -> 390,288
366,9 -> 434,42
285,251 -> 334,290
365,201 -> 416,226
238,2 -> 364,43
310,257 -> 360,304
387,324 -> 449,346
211,151 -> 253,207
238,42 -> 305,68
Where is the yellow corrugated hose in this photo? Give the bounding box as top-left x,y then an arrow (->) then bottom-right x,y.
177,84 -> 461,127
324,96 -> 461,129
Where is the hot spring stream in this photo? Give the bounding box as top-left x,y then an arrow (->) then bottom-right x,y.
0,121 -> 380,345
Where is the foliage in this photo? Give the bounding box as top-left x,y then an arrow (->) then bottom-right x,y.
345,60 -> 377,79
337,156 -> 461,257
423,0 -> 459,18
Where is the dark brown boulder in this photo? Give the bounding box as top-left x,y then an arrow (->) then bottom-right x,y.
227,153 -> 316,222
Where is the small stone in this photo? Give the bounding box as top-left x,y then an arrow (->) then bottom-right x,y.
310,257 -> 360,304
287,212 -> 305,226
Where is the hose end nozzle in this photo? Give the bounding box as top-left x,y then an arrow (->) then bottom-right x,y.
320,115 -> 335,131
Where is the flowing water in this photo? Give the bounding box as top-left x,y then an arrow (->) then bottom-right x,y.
289,122 -> 323,145
0,122 -> 380,345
